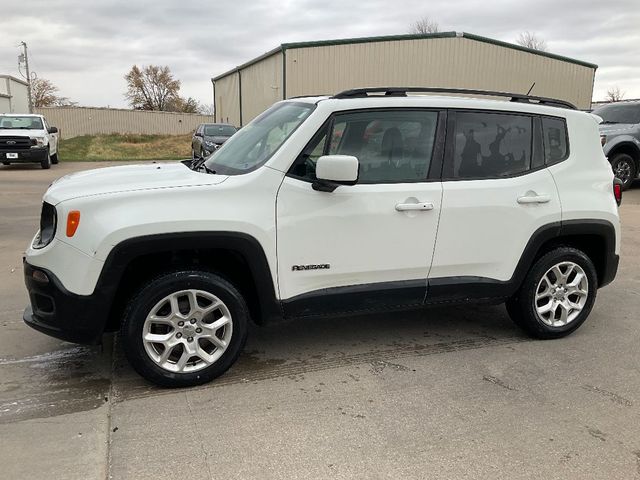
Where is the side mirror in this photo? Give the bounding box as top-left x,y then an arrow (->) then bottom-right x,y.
313,155 -> 359,192
48,127 -> 58,134
194,131 -> 203,137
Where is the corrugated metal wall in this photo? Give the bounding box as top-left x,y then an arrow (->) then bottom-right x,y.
215,73 -> 241,126
0,76 -> 30,113
240,52 -> 283,123
213,35 -> 596,123
285,37 -> 594,109
34,107 -> 214,139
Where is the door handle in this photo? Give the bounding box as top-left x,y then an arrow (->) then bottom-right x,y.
395,202 -> 434,211
517,194 -> 551,204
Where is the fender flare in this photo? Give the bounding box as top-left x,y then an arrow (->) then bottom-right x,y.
98,231 -> 282,325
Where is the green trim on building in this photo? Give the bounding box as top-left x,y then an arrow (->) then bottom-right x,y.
281,31 -> 457,50
461,33 -> 598,69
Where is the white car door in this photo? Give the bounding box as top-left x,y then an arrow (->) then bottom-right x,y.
428,110 -> 562,301
276,108 -> 445,317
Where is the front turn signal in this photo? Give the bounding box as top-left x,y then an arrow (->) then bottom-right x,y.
66,211 -> 81,237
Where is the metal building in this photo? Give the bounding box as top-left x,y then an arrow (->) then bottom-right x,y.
212,32 -> 597,126
0,75 -> 29,114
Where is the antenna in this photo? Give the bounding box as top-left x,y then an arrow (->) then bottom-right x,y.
526,82 -> 536,96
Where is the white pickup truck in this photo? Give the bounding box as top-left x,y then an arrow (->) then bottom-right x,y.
0,113 -> 59,169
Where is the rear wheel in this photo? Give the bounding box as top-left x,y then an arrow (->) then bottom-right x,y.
121,270 -> 249,387
51,152 -> 59,164
41,150 -> 51,169
610,153 -> 637,190
506,247 -> 597,339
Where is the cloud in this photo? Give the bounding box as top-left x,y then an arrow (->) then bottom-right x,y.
1,0 -> 638,107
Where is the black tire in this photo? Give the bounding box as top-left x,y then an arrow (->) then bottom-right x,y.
2,162 -> 9,166
506,247 -> 598,339
121,270 -> 249,387
610,153 -> 637,191
41,150 -> 51,169
51,152 -> 59,164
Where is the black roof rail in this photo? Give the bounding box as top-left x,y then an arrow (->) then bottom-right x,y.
332,87 -> 577,110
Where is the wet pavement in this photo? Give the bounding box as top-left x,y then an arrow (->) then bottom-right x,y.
1,162 -> 640,479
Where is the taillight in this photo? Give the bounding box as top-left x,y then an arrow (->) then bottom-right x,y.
613,179 -> 622,206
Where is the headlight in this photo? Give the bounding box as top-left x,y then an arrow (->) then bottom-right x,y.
32,202 -> 57,249
600,135 -> 607,147
31,136 -> 47,148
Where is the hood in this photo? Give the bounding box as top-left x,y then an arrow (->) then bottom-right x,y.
204,135 -> 231,144
45,162 -> 228,205
0,129 -> 43,137
598,123 -> 636,135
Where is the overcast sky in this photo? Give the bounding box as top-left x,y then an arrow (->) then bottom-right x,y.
1,0 -> 638,108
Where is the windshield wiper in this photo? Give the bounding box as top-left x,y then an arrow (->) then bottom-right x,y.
201,164 -> 216,174
600,121 -> 620,124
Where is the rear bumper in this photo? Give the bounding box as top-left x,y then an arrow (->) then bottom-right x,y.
1,147 -> 47,163
23,261 -> 108,344
600,253 -> 619,288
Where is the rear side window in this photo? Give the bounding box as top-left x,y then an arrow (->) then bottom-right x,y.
542,117 -> 568,164
449,112 -> 532,179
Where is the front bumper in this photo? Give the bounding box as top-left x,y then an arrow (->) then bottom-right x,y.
1,147 -> 47,163
23,261 -> 108,344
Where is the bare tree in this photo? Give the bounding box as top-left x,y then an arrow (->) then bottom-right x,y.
516,31 -> 547,51
31,77 -> 74,107
199,103 -> 215,116
165,96 -> 200,114
605,86 -> 625,103
124,65 -> 181,111
411,17 -> 440,34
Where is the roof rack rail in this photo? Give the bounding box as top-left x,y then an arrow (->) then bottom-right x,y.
332,87 -> 577,109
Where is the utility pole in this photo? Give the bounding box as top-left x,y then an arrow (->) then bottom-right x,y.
19,41 -> 33,112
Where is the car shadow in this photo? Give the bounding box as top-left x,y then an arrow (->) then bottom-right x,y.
111,303 -> 530,399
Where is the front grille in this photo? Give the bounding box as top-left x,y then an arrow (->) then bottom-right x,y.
0,136 -> 35,151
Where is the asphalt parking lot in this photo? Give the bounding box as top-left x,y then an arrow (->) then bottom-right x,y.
1,161 -> 639,480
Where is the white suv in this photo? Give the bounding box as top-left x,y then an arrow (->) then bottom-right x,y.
23,88 -> 621,387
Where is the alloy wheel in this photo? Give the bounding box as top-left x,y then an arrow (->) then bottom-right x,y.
534,261 -> 589,327
142,289 -> 233,373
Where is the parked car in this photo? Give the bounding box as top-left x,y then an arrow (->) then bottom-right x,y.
592,101 -> 640,190
23,88 -> 620,387
0,114 -> 59,169
191,123 -> 237,159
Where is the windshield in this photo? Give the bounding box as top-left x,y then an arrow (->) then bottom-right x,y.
592,103 -> 640,125
204,102 -> 315,175
0,116 -> 43,129
204,125 -> 236,136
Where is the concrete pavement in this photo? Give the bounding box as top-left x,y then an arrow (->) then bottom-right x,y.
1,161 -> 639,479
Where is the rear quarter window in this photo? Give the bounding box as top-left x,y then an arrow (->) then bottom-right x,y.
541,117 -> 569,164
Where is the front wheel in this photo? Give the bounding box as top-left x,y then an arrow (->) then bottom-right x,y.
506,247 -> 598,339
41,150 -> 51,169
121,270 -> 249,387
610,153 -> 637,190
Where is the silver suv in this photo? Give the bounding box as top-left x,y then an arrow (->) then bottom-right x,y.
593,101 -> 640,190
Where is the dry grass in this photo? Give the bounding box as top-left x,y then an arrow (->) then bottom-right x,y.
60,134 -> 192,161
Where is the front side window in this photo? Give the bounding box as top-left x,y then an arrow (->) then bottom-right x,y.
449,112 -> 532,179
290,109 -> 439,184
204,102 -> 315,175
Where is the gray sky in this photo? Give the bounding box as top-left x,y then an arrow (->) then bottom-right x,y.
1,0 -> 638,108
